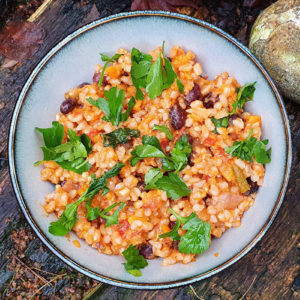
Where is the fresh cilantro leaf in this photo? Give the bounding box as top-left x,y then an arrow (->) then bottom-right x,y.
48,162 -> 125,236
210,82 -> 256,133
98,53 -> 123,86
130,48 -> 153,100
87,87 -> 135,126
35,121 -> 64,147
35,126 -> 92,174
145,42 -> 184,99
145,168 -> 164,190
103,128 -> 140,149
159,208 -> 211,255
161,41 -> 184,93
232,82 -> 256,114
146,54 -> 163,99
168,134 -> 192,173
159,220 -> 181,241
122,244 -> 148,277
152,124 -> 173,141
100,202 -> 126,227
211,116 -> 229,133
155,173 -> 191,200
130,135 -> 167,166
225,129 -> 271,164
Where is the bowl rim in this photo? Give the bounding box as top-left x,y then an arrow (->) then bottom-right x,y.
8,10 -> 292,289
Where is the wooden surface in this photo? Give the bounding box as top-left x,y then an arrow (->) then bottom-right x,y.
0,1 -> 299,299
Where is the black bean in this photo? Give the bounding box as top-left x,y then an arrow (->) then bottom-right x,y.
137,243 -> 155,260
243,178 -> 259,196
184,83 -> 200,106
202,92 -> 219,109
77,82 -> 90,88
60,99 -> 75,115
169,104 -> 186,130
229,114 -> 242,126
92,72 -> 100,83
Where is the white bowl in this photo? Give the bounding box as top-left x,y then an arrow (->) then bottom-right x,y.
8,11 -> 292,289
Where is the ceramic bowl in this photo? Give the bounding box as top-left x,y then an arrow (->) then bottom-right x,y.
8,11 -> 292,289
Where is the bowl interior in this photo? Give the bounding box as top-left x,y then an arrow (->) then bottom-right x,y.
11,13 -> 289,287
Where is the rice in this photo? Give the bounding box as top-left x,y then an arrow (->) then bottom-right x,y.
40,46 -> 265,265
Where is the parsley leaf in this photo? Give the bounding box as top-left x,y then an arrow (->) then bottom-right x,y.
100,202 -> 126,227
87,87 -> 135,126
155,173 -> 191,200
122,244 -> 148,277
232,82 -> 256,114
48,162 -> 125,236
210,82 -> 256,133
143,42 -> 184,99
159,208 -> 211,255
144,168 -> 163,190
35,124 -> 92,174
103,128 -> 140,148
152,124 -> 173,141
225,129 -> 271,164
168,134 -> 192,173
130,135 -> 167,166
130,48 -> 153,100
211,116 -> 229,133
98,53 -> 123,86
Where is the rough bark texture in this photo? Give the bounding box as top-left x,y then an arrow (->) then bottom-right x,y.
0,0 -> 299,299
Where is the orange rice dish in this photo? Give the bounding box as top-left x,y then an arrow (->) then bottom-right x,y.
38,45 -> 268,268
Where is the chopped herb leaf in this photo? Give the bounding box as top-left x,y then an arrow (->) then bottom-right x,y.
232,82 -> 256,114
225,129 -> 271,164
159,208 -> 211,255
145,168 -> 163,190
122,244 -> 148,277
98,53 -> 123,86
103,128 -> 140,148
211,116 -> 229,133
35,124 -> 92,174
48,162 -> 125,236
87,87 -> 135,126
152,124 -> 173,141
130,48 -> 153,100
155,173 -> 191,200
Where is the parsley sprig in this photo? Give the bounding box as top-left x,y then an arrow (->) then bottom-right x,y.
159,208 -> 211,255
130,134 -> 192,173
122,244 -> 148,277
35,122 -> 92,174
152,124 -> 173,141
87,87 -> 135,126
225,129 -> 271,164
48,162 -> 125,236
211,82 -> 256,132
98,53 -> 123,87
130,42 -> 183,100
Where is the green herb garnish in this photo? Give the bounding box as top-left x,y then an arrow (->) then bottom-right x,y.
130,48 -> 153,100
103,128 -> 140,148
35,122 -> 92,174
146,42 -> 183,99
130,134 -> 191,173
225,129 -> 271,164
210,82 -> 256,133
122,244 -> 148,277
159,208 -> 211,255
152,124 -> 173,141
48,162 -> 125,236
87,87 -> 135,126
98,53 -> 123,87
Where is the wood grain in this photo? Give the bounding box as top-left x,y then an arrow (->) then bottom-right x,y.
0,1 -> 299,299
